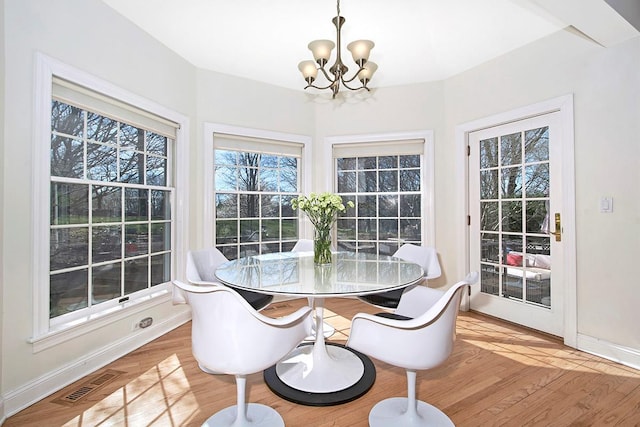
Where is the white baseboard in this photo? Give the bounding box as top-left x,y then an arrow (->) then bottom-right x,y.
2,308 -> 191,419
577,333 -> 640,371
0,395 -> 6,426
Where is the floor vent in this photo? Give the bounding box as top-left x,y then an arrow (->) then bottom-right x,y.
51,369 -> 125,406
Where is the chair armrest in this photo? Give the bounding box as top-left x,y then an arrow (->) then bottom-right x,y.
351,312 -> 428,330
173,280 -> 312,327
173,279 -> 221,293
252,305 -> 313,327
186,278 -> 225,287
351,272 -> 479,331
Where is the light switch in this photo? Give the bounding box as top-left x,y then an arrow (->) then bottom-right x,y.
600,197 -> 613,213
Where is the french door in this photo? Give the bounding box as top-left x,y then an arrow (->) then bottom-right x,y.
468,112 -> 564,336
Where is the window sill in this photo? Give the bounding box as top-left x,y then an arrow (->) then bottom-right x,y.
29,289 -> 171,353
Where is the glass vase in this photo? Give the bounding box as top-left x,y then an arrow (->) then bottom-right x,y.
313,226 -> 332,265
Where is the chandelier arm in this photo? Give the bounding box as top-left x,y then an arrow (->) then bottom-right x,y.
304,81 -> 336,91
340,79 -> 368,92
340,69 -> 368,91
341,66 -> 366,84
317,66 -> 336,82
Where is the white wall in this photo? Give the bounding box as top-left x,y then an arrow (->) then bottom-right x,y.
1,0 -> 196,404
443,29 -> 640,352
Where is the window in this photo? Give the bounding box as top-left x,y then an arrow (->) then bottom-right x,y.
331,135 -> 433,256
34,54 -> 187,343
212,132 -> 305,260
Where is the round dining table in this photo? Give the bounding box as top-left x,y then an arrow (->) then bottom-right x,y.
215,250 -> 424,406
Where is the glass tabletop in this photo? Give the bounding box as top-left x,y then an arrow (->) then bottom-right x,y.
215,251 -> 425,297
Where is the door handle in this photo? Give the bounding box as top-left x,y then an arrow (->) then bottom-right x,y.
550,212 -> 561,242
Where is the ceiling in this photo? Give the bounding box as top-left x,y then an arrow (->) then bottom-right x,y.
101,0 -> 637,92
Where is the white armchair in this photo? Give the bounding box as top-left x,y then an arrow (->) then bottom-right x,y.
347,272 -> 479,426
185,247 -> 273,311
174,280 -> 312,427
358,244 -> 442,309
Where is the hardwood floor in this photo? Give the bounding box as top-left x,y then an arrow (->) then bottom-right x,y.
5,297 -> 640,426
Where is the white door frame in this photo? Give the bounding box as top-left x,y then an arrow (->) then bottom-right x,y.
455,94 -> 577,348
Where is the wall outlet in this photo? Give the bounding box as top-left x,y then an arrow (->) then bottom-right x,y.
132,317 -> 153,330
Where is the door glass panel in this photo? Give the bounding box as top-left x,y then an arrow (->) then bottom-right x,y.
524,127 -> 549,162
481,265 -> 499,296
504,235 -> 523,256
504,272 -> 523,299
480,137 -> 498,168
477,129 -> 552,308
501,201 -> 522,232
501,133 -> 521,166
501,166 -> 522,197
480,232 -> 499,263
525,164 -> 549,196
480,201 -> 499,231
480,170 -> 498,199
525,200 -> 548,233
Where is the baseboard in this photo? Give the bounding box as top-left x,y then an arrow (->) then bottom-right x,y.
577,333 -> 640,371
0,395 -> 6,426
2,308 -> 191,419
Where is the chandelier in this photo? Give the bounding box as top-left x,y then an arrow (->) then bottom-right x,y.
298,0 -> 377,98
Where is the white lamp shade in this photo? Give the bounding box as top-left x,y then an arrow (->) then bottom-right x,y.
358,61 -> 378,83
308,39 -> 335,66
298,60 -> 318,82
347,40 -> 374,66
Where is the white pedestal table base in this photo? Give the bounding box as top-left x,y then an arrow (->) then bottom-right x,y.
264,298 -> 375,406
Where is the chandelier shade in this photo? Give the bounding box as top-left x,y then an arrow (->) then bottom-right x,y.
347,40 -> 374,67
298,0 -> 377,98
357,61 -> 377,85
308,39 -> 336,66
298,60 -> 319,85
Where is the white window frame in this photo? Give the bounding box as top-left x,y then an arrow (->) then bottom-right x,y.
203,123 -> 312,248
325,130 -> 436,246
31,53 -> 189,351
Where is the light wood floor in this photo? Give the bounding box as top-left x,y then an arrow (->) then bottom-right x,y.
5,298 -> 640,426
